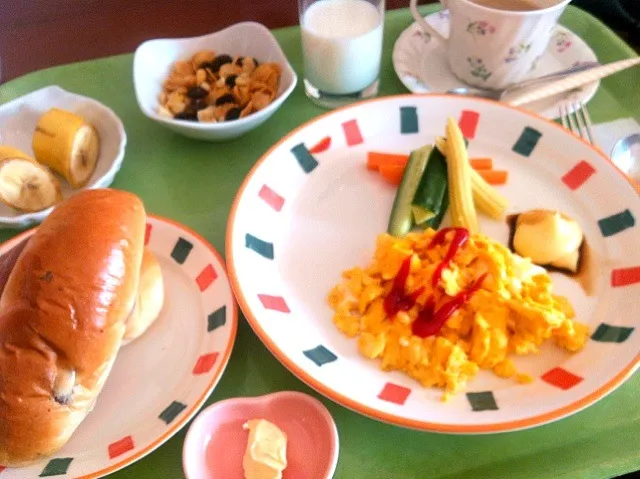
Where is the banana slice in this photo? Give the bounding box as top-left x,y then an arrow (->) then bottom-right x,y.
32,108 -> 100,188
0,146 -> 62,212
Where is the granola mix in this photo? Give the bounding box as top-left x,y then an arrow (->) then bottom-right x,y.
157,50 -> 282,123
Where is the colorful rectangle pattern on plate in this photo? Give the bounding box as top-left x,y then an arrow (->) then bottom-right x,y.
611,266 -> 640,287
541,368 -> 584,390
561,160 -> 596,190
108,436 -> 135,460
598,209 -> 635,237
159,401 -> 187,425
208,306 -> 227,332
258,185 -> 285,212
303,345 -> 338,366
39,458 -> 73,477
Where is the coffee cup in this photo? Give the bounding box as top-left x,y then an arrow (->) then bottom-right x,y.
409,0 -> 572,90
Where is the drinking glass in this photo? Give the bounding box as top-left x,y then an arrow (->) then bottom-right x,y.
298,0 -> 385,109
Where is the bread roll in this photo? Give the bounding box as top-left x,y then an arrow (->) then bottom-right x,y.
0,188 -> 146,467
1,242 -> 164,346
123,248 -> 165,344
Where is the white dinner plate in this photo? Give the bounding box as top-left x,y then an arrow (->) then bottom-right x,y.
392,10 -> 600,119
0,215 -> 237,478
226,94 -> 639,433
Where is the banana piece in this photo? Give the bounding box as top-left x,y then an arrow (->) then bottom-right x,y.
32,108 -> 100,188
0,146 -> 63,212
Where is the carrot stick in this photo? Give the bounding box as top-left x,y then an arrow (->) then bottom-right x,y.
469,158 -> 493,170
366,151 -> 409,171
378,164 -> 406,186
476,169 -> 508,185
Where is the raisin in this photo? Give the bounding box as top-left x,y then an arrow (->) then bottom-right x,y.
225,107 -> 241,121
192,98 -> 209,111
174,108 -> 198,121
187,86 -> 208,99
199,61 -> 215,71
225,74 -> 238,88
235,56 -> 244,66
39,271 -> 53,283
215,94 -> 235,106
211,54 -> 233,73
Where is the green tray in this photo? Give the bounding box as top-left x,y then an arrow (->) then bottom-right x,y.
1,5 -> 638,479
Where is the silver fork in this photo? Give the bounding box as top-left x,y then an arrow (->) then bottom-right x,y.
559,100 -> 598,147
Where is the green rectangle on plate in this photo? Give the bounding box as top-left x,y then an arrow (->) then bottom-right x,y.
1,5 -> 638,479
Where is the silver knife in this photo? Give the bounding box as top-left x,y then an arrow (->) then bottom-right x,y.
502,56 -> 640,107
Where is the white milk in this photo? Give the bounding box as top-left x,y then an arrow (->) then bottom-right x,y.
301,0 -> 383,94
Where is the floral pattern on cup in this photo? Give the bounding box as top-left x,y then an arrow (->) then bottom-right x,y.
505,43 -> 532,63
467,57 -> 492,81
437,9 -> 450,20
554,31 -> 572,52
412,29 -> 432,44
467,20 -> 496,38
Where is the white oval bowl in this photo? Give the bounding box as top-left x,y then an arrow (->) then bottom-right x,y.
133,22 -> 298,142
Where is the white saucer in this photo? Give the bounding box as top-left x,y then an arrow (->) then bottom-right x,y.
392,10 -> 600,119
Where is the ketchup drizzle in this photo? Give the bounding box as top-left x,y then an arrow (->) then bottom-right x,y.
428,227 -> 469,287
412,273 -> 488,338
383,227 -> 482,336
384,256 -> 423,317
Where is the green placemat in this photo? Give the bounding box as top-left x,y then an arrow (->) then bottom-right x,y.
1,5 -> 639,479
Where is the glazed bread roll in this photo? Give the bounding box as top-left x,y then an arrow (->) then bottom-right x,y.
123,248 -> 165,344
0,242 -> 165,346
0,188 -> 146,467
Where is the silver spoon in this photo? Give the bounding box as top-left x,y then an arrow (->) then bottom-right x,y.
611,133 -> 640,184
447,61 -> 601,101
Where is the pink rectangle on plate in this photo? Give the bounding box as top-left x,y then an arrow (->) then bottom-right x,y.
377,382 -> 411,405
258,294 -> 290,313
258,185 -> 285,212
459,110 -> 480,139
342,119 -> 363,146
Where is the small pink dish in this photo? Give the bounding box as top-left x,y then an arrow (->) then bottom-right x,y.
182,391 -> 339,479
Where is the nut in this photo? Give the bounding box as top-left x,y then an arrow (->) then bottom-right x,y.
197,106 -> 216,122
173,60 -> 194,76
166,91 -> 187,114
196,68 -> 207,85
192,50 -> 216,69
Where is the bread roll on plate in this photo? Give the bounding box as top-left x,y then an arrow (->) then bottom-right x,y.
0,188 -> 146,467
0,243 -> 165,346
123,247 -> 165,344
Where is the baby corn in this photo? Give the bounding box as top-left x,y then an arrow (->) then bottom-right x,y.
435,136 -> 508,219
445,118 -> 479,234
469,168 -> 508,219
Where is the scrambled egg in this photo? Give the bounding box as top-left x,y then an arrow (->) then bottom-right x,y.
327,230 -> 590,400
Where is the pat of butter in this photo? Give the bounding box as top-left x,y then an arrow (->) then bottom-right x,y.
242,419 -> 288,479
513,209 -> 583,272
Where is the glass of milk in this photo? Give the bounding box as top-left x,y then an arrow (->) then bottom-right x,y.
299,0 -> 385,108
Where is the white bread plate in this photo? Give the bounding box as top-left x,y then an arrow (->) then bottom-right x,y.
0,85 -> 126,229
0,214 -> 238,478
132,22 -> 297,142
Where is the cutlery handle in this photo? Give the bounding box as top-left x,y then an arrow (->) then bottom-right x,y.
504,57 -> 640,107
502,61 -> 600,95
